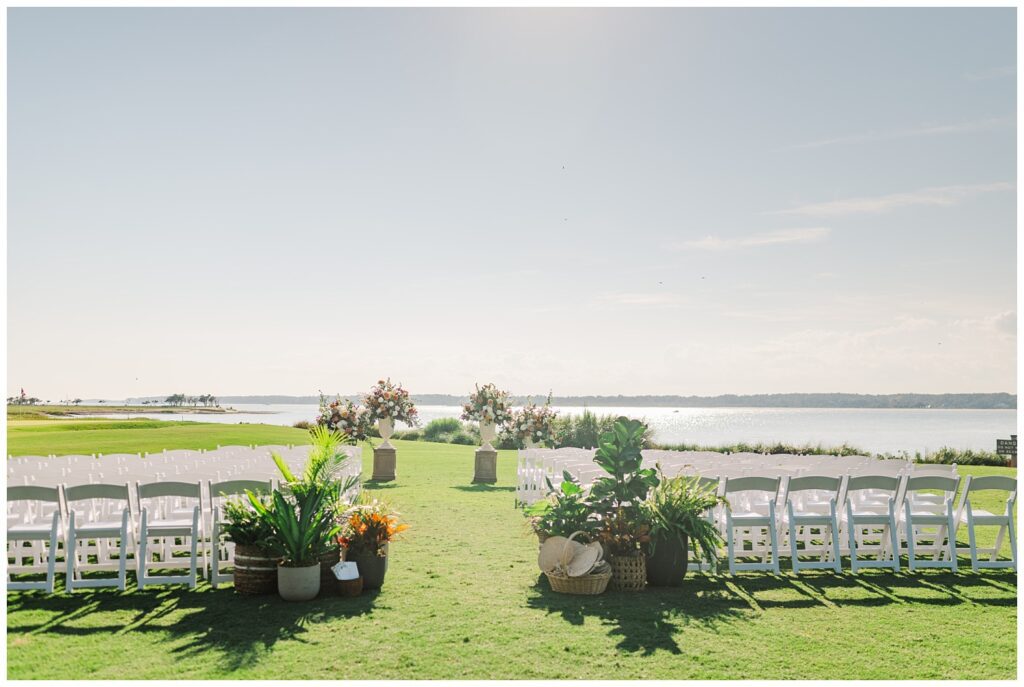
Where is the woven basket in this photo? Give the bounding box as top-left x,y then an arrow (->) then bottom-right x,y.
541,531 -> 610,596
318,548 -> 341,592
233,544 -> 279,595
610,554 -> 647,592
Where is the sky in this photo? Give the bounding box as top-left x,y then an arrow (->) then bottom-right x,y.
6,8 -> 1018,400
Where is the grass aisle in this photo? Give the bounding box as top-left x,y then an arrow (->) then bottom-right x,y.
6,437 -> 1018,679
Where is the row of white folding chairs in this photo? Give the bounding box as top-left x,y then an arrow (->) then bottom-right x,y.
7,474 -> 361,594
695,471 -> 1015,575
7,446 -> 362,491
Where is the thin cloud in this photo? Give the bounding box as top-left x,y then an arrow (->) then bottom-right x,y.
770,182 -> 1014,218
677,227 -> 831,251
965,65 -> 1015,81
784,117 -> 1011,151
602,293 -> 688,307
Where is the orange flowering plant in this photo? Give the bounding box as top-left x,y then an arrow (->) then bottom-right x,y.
338,498 -> 408,558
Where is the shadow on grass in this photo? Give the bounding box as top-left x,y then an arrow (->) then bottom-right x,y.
450,484 -> 516,493
526,573 -> 745,655
526,568 -> 1017,655
7,584 -> 383,672
363,481 -> 400,489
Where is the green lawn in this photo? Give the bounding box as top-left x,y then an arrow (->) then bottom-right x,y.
7,419 -> 308,456
6,427 -> 1018,679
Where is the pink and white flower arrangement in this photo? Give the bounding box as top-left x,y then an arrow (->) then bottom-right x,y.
508,397 -> 558,446
461,383 -> 513,426
363,378 -> 419,426
316,392 -> 372,441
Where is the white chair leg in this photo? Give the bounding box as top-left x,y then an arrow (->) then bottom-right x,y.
138,509 -> 149,590
768,501 -> 780,575
45,514 -> 59,594
65,512 -> 77,593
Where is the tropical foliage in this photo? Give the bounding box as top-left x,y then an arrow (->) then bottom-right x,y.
338,495 -> 408,557
221,496 -> 275,550
644,472 -> 723,564
523,473 -> 599,541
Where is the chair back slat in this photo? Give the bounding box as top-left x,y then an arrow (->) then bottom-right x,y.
137,481 -> 201,499
209,479 -> 273,498
724,476 -> 780,494
64,483 -> 131,502
846,475 -> 901,492
787,475 -> 842,493
966,475 -> 1017,494
905,475 -> 958,493
7,485 -> 61,502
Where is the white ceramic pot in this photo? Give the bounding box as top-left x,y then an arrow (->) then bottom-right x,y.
277,562 -> 320,601
378,417 -> 394,449
479,420 -> 497,451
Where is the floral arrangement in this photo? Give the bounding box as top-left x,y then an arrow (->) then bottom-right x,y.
316,392 -> 372,441
508,395 -> 558,446
460,383 -> 513,426
363,378 -> 419,426
338,498 -> 408,558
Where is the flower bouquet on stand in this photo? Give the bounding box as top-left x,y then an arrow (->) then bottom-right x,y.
461,383 -> 512,484
316,393 -> 372,443
507,395 -> 558,449
363,378 -> 419,449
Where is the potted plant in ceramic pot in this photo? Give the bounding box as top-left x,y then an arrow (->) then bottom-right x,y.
461,383 -> 513,451
248,485 -> 339,601
221,496 -> 279,595
338,496 -> 408,590
363,378 -> 419,448
588,417 -> 659,592
523,473 -> 598,546
249,425 -> 361,601
644,472 -> 724,586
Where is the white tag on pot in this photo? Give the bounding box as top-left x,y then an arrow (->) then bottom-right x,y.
332,561 -> 359,581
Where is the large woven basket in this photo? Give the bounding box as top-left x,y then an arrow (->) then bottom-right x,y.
233,544 -> 279,595
610,554 -> 647,592
542,531 -> 610,596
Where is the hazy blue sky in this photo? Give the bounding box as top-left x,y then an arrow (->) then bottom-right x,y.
7,8 -> 1017,399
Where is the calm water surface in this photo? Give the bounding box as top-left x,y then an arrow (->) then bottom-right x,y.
92,404 -> 1016,455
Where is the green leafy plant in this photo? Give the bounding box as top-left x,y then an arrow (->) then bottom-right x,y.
645,472 -> 723,565
221,496 -> 275,551
589,417 -> 660,556
523,473 -> 599,541
251,425 -> 361,564
247,487 -> 340,567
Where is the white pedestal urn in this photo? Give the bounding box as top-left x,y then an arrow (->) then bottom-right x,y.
523,436 -> 537,449
473,419 -> 499,484
378,417 -> 395,449
372,416 -> 397,482
479,420 -> 498,452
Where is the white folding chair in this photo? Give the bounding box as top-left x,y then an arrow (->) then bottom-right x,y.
723,476 -> 781,574
844,475 -> 902,573
64,483 -> 134,591
784,475 -> 843,573
7,486 -> 63,593
208,479 -> 273,589
900,475 -> 959,572
688,475 -> 722,573
136,481 -> 203,589
957,475 -> 1017,572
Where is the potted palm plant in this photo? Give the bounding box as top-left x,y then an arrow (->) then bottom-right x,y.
644,473 -> 724,586
249,487 -> 338,601
249,425 -> 360,601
